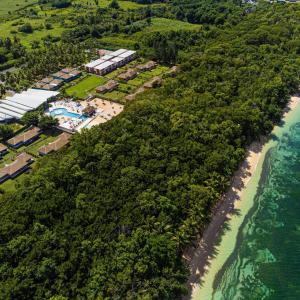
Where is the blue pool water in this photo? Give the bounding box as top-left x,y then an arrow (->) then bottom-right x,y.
50,108 -> 87,120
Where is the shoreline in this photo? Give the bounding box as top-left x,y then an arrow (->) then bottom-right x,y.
183,95 -> 300,300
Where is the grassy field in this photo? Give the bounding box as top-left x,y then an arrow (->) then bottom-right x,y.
127,76 -> 148,87
73,0 -> 145,10
0,0 -> 144,47
104,90 -> 128,102
0,172 -> 28,193
0,0 -> 37,17
66,75 -> 107,99
100,18 -> 201,48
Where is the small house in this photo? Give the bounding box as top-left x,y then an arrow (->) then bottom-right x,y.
0,143 -> 8,157
136,61 -> 157,72
6,127 -> 41,149
39,133 -> 71,156
118,69 -> 137,81
0,153 -> 33,183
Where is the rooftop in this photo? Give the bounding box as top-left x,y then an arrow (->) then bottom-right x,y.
0,153 -> 33,179
0,143 -> 7,152
7,127 -> 40,146
94,61 -> 115,70
39,133 -> 71,155
85,59 -> 106,68
110,49 -> 127,56
119,50 -> 136,58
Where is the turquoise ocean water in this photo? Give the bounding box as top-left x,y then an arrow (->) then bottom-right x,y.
211,122 -> 300,299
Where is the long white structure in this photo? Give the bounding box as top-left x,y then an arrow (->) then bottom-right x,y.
84,48 -> 137,74
0,89 -> 59,122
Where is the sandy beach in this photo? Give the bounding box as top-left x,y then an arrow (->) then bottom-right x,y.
183,95 -> 300,300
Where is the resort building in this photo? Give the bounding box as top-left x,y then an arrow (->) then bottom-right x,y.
118,50 -> 137,63
0,153 -> 33,183
34,82 -> 45,89
41,77 -> 54,85
98,49 -> 113,57
125,94 -> 136,101
94,61 -> 115,76
6,127 -> 41,149
53,68 -> 81,82
85,49 -> 137,75
0,143 -> 8,157
101,54 -> 114,61
110,56 -> 126,68
136,61 -> 157,72
118,69 -> 137,81
96,80 -> 119,94
38,133 -> 71,156
50,79 -> 64,90
53,72 -> 74,82
143,76 -> 162,89
41,84 -> 53,91
110,49 -> 127,57
85,59 -> 106,73
0,89 -> 59,122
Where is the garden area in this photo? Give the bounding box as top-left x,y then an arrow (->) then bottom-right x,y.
0,126 -> 63,193
65,75 -> 107,99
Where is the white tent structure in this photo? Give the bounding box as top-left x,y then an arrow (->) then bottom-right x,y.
0,89 -> 59,121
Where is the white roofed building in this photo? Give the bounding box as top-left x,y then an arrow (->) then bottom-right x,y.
0,89 -> 59,122
85,49 -> 137,75
118,50 -> 137,63
110,49 -> 127,56
84,59 -> 106,73
110,56 -> 126,67
94,61 -> 116,75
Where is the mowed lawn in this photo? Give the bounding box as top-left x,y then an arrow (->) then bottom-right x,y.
66,75 -> 107,99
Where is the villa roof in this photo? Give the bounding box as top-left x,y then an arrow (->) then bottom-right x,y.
118,69 -> 137,80
35,82 -> 45,89
0,153 -> 33,178
69,69 -> 81,76
39,133 -> 71,155
98,49 -> 113,57
41,84 -> 53,90
7,127 -> 40,146
41,77 -> 54,84
96,80 -> 118,93
125,94 -> 136,101
136,61 -> 157,71
143,76 -> 162,89
50,79 -> 64,86
0,143 -> 7,152
53,71 -> 65,78
61,68 -> 74,74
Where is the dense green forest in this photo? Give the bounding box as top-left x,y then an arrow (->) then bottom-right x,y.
1,1 -> 300,299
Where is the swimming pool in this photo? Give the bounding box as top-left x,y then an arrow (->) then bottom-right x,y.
50,108 -> 88,120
